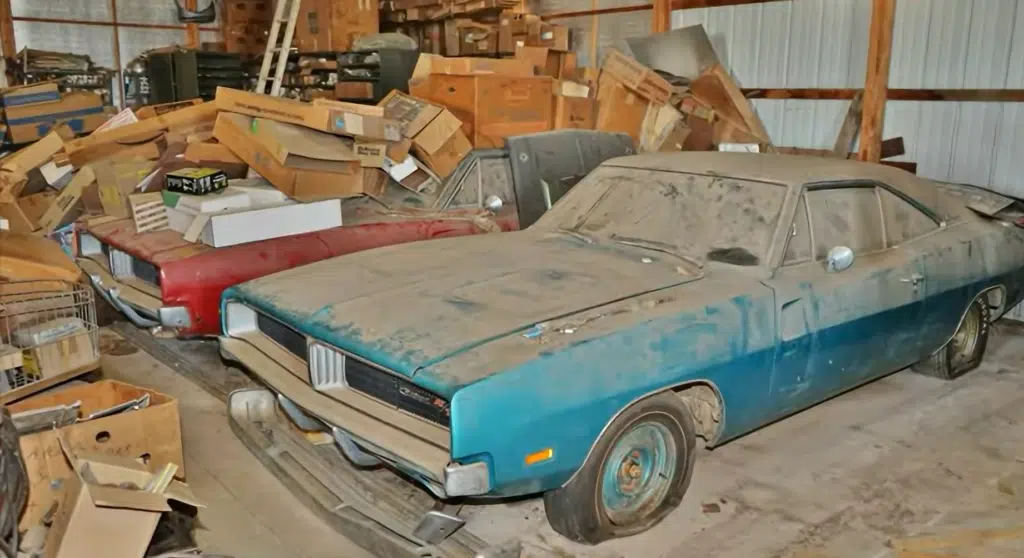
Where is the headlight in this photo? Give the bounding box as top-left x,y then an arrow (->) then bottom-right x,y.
224,301 -> 257,337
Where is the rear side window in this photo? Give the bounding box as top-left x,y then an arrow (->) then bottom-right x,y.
878,188 -> 939,246
805,187 -> 885,259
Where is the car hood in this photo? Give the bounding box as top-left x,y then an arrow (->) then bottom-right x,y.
231,231 -> 701,384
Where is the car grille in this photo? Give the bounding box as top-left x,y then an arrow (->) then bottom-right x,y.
256,312 -> 307,360
308,342 -> 451,428
100,242 -> 161,287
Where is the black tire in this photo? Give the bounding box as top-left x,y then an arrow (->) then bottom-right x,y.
543,392 -> 697,544
912,296 -> 991,380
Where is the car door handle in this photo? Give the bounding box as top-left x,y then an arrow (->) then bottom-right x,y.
900,274 -> 924,285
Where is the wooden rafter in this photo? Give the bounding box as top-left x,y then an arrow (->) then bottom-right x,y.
742,88 -> 1024,102
541,0 -> 787,21
858,0 -> 896,162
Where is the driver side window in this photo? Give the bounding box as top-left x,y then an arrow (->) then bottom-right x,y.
805,186 -> 885,260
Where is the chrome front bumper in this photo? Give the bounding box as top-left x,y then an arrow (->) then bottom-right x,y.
78,258 -> 190,330
219,336 -> 491,498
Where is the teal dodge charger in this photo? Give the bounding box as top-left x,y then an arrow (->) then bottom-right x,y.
219,153 -> 1024,544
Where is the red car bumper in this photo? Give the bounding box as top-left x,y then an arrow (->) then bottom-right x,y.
82,211 -> 518,336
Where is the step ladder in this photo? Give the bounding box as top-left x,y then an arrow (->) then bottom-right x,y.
255,0 -> 302,96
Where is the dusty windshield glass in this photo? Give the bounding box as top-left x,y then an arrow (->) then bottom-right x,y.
534,166 -> 787,266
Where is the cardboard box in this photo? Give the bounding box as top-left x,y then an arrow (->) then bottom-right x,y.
19,191 -> 57,224
412,53 -> 534,78
0,127 -> 70,202
329,0 -> 379,51
42,440 -> 199,558
165,167 -> 229,195
294,0 -> 332,51
596,81 -> 649,141
0,202 -> 35,233
7,379 -> 186,530
37,166 -> 96,234
410,74 -> 554,148
640,103 -> 689,152
6,91 -> 107,144
2,80 -> 60,107
538,23 -> 570,52
134,98 -> 203,120
413,129 -> 471,179
216,88 -> 401,141
94,161 -> 157,219
335,81 -> 375,100
64,101 -> 217,167
379,90 -> 444,138
554,96 -> 597,130
413,109 -> 462,154
500,13 -> 541,54
213,113 -> 376,201
459,22 -> 497,55
516,46 -> 576,79
171,198 -> 343,248
182,141 -> 248,178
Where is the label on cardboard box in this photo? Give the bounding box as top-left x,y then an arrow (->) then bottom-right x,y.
354,140 -> 388,168
165,167 -> 229,195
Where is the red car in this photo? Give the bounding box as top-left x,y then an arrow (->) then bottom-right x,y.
76,131 -> 634,337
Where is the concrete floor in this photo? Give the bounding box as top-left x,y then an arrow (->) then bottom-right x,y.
99,323 -> 1024,558
96,329 -> 373,558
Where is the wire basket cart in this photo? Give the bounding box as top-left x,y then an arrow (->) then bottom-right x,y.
0,280 -> 100,406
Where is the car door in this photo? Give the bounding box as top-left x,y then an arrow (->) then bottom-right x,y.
764,183 -> 927,414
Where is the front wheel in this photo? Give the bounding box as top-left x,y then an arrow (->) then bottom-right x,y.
543,392 -> 697,544
912,296 -> 991,380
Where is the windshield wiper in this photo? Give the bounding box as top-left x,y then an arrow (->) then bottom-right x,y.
557,228 -> 594,244
609,234 -> 704,270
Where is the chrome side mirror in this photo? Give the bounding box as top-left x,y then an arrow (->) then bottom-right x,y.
826,246 -> 854,273
483,195 -> 503,213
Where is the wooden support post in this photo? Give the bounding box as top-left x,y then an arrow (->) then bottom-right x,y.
653,0 -> 671,33
185,0 -> 200,48
858,0 -> 896,162
0,0 -> 14,59
589,0 -> 599,67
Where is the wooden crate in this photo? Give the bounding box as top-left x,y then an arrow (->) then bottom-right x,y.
601,49 -> 673,105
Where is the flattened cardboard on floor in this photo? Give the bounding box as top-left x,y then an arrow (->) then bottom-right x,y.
213,113 -> 374,201
94,160 -> 156,219
0,127 -> 69,202
0,231 -> 81,281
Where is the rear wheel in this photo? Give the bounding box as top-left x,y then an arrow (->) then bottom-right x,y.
543,392 -> 697,544
912,296 -> 990,380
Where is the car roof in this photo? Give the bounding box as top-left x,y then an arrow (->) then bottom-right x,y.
602,152 -> 972,222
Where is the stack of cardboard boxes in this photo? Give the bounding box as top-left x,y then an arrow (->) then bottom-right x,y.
383,2 -> 571,58
1,81 -> 110,145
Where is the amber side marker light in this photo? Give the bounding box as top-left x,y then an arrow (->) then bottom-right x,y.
525,448 -> 554,466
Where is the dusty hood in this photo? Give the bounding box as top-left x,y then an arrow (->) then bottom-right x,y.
231,230 -> 699,382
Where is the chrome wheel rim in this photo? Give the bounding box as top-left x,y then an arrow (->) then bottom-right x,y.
600,421 -> 677,525
951,304 -> 981,366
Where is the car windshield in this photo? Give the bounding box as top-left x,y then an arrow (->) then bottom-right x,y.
533,166 -> 788,267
